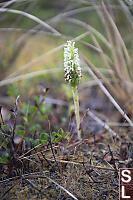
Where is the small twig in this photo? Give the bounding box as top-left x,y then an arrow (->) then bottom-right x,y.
19,144 -> 59,159
87,109 -> 119,138
46,158 -> 117,171
33,148 -> 53,169
0,184 -> 15,199
22,175 -> 44,193
19,144 -> 42,158
48,137 -> 60,171
107,145 -> 118,173
12,95 -> 20,137
0,172 -> 42,183
0,106 -> 4,125
40,151 -> 52,167
26,174 -> 78,200
47,116 -> 60,171
82,157 -> 94,182
19,159 -> 78,200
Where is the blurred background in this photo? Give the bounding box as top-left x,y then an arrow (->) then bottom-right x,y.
0,0 -> 133,129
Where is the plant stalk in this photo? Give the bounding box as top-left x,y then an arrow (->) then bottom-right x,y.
72,86 -> 81,140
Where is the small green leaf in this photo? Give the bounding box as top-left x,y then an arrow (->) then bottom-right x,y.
29,125 -> 37,133
0,133 -> 3,141
0,155 -> 8,164
29,105 -> 37,115
40,104 -> 45,113
34,96 -> 41,104
62,117 -> 67,123
51,132 -> 56,137
18,130 -> 25,137
42,115 -> 47,121
30,138 -> 39,146
1,125 -> 7,132
21,102 -> 29,115
24,116 -> 28,123
16,125 -> 24,129
64,132 -> 69,138
40,133 -> 48,144
41,139 -> 47,144
68,105 -> 74,116
8,85 -> 20,97
2,140 -> 8,148
55,137 -> 61,143
40,133 -> 48,140
51,132 -> 56,142
58,128 -> 64,136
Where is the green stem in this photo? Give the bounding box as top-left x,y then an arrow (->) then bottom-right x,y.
72,86 -> 81,140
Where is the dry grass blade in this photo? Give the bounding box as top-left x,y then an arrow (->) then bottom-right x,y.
43,159 -> 117,172
0,8 -> 61,36
0,184 -> 16,199
5,31 -> 89,79
0,68 -> 62,87
43,174 -> 78,200
100,0 -> 130,64
98,0 -> 133,114
0,27 -> 59,35
90,33 -> 125,100
22,176 -> 43,193
80,40 -> 102,53
47,5 -> 121,24
90,34 -> 111,69
118,0 -> 133,30
115,31 -> 130,82
2,0 -> 18,8
22,162 -> 78,200
118,0 -> 133,78
80,40 -> 113,65
66,17 -> 111,48
87,109 -> 119,138
80,51 -> 118,101
0,32 -> 90,86
99,2 -> 124,82
81,54 -> 133,127
7,44 -> 64,79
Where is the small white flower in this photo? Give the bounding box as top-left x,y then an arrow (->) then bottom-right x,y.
64,40 -> 81,86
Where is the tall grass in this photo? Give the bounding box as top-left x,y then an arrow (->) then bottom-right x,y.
0,0 -> 133,123
67,0 -> 133,123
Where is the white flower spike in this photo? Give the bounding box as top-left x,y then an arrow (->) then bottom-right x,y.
64,40 -> 81,140
64,40 -> 81,87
